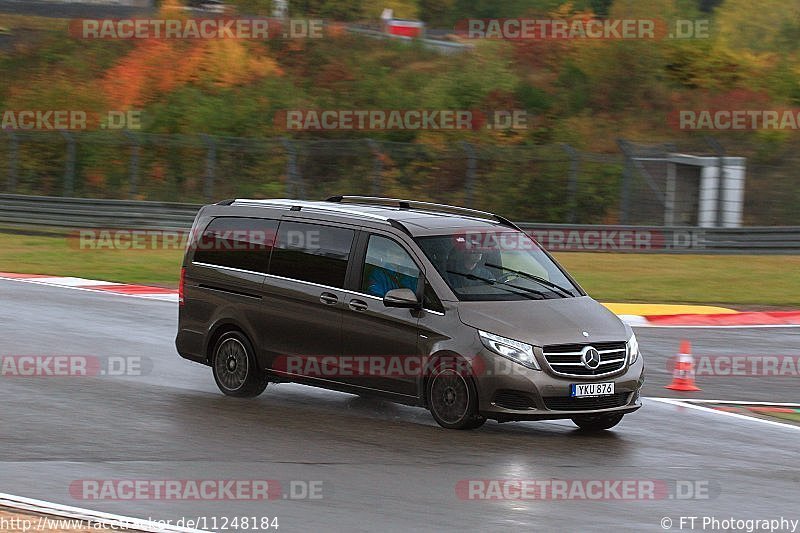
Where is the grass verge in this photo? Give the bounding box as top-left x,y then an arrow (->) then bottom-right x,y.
555,253 -> 800,307
0,230 -> 183,287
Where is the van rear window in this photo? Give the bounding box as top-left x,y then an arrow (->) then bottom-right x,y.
269,222 -> 354,288
192,217 -> 278,273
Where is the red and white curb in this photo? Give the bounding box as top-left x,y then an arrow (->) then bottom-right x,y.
621,311 -> 800,328
647,398 -> 800,432
0,492 -> 204,532
0,272 -> 177,302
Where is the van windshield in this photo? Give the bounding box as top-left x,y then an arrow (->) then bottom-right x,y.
415,230 -> 580,301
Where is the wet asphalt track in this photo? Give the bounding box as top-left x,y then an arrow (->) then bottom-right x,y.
1,278 -> 800,532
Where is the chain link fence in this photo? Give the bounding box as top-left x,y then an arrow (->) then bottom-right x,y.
1,131 -> 797,226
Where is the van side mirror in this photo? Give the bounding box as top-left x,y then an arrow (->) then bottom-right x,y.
383,288 -> 421,309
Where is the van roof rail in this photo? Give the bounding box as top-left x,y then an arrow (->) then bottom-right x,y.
325,195 -> 519,229
230,198 -> 394,223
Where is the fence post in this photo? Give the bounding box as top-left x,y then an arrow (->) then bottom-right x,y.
620,161 -> 633,225
461,141 -> 476,207
6,131 -> 18,193
562,143 -> 580,223
124,131 -> 140,199
60,131 -> 76,197
617,139 -> 633,224
201,134 -> 216,202
366,139 -> 383,196
280,137 -> 303,199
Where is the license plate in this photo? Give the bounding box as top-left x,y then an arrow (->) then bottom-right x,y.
571,382 -> 615,397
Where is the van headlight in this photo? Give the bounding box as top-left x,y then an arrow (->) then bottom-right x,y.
478,330 -> 540,370
627,332 -> 640,365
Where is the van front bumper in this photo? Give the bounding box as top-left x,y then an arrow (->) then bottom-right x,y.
475,351 -> 645,422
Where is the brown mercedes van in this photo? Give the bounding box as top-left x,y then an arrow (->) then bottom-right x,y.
176,196 -> 644,430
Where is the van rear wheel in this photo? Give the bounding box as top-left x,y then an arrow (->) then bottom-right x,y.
212,331 -> 268,398
426,360 -> 485,430
572,413 -> 624,431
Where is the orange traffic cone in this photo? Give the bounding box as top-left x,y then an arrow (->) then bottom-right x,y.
665,340 -> 701,391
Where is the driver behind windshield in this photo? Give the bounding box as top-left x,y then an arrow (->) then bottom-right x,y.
446,248 -> 495,288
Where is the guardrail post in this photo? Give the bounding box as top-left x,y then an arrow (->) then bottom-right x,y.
562,143 -> 580,223
366,139 -> 383,196
59,131 -> 76,197
123,131 -> 140,199
280,137 -> 303,199
201,134 -> 216,202
6,131 -> 18,193
461,141 -> 477,207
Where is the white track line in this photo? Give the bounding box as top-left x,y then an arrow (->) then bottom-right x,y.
0,492 -> 205,532
647,397 -> 800,432
28,277 -> 120,287
667,398 -> 800,407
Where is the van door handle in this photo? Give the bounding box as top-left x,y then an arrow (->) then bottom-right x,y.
348,299 -> 368,312
319,292 -> 339,305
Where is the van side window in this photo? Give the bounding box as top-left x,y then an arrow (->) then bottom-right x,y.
361,235 -> 421,298
269,221 -> 354,288
193,217 -> 277,273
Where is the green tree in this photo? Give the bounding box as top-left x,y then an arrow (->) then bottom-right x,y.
418,0 -> 456,26
715,0 -> 800,53
589,0 -> 613,16
292,0 -> 366,21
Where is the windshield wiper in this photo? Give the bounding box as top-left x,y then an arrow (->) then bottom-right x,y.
445,270 -> 546,300
484,263 -> 575,297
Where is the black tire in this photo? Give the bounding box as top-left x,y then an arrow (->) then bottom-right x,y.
211,331 -> 268,398
572,413 -> 624,431
426,358 -> 485,430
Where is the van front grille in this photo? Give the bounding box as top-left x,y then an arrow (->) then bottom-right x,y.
542,342 -> 627,377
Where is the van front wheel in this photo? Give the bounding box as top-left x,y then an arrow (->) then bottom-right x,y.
426,360 -> 485,430
212,331 -> 268,398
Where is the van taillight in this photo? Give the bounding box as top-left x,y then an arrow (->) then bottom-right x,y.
179,267 -> 185,306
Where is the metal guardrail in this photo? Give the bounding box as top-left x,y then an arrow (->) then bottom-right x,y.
518,223 -> 800,254
1,194 -> 799,254
0,194 -> 199,230
344,25 -> 473,54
